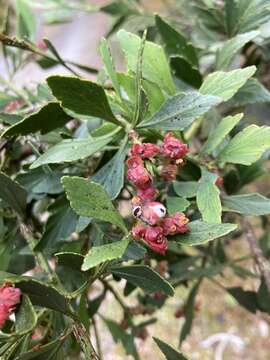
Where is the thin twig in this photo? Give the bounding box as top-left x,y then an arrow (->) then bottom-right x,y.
241,217 -> 270,293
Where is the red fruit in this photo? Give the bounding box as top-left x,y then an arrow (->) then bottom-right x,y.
132,224 -> 147,240
0,304 -> 10,329
137,183 -> 158,201
0,284 -> 21,309
144,226 -> 168,255
215,176 -> 223,187
131,143 -> 160,159
175,308 -> 184,318
140,202 -> 166,225
161,163 -> 178,181
126,155 -> 144,169
127,164 -> 152,188
161,132 -> 189,159
4,100 -> 23,113
161,213 -> 189,236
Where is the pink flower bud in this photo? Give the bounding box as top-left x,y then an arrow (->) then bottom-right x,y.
0,304 -> 10,329
0,284 -> 21,309
137,183 -> 158,201
132,224 -> 147,239
144,226 -> 168,255
161,212 -> 189,236
131,143 -> 160,159
161,163 -> 178,181
161,133 -> 189,159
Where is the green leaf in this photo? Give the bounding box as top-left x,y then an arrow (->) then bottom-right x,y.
55,252 -> 84,272
173,181 -> 198,198
227,287 -> 258,313
0,113 -> 23,125
17,336 -> 66,359
100,38 -> 121,99
81,238 -> 130,271
17,168 -> 63,195
257,279 -> 270,314
111,265 -> 174,296
218,125 -> 270,165
155,15 -> 198,67
225,0 -> 239,36
15,295 -> 37,335
16,0 -> 36,39
138,91 -> 220,130
228,78 -> 270,107
117,29 -> 175,95
223,193 -> 270,215
36,198 -> 78,254
170,56 -> 202,88
202,113 -> 243,154
216,31 -> 259,70
47,76 -> 119,124
200,66 -> 256,101
0,272 -> 69,314
197,170 -> 221,223
153,337 -> 188,360
2,102 -> 72,138
0,172 -> 26,217
62,176 -> 127,232
174,220 -> 237,245
103,317 -> 139,358
166,196 -> 190,214
237,0 -> 270,33
180,281 -> 200,344
30,136 -> 112,169
92,141 -> 128,200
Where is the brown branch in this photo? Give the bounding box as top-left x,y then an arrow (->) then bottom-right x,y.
241,218 -> 270,293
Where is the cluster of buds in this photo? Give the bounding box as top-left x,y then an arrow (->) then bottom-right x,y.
0,284 -> 21,329
126,132 -> 190,255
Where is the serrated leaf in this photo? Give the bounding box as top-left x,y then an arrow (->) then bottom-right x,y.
47,76 -> 119,124
153,337 -> 188,360
117,29 -> 175,95
155,15 -> 198,67
82,238 -> 129,271
166,196 -> 190,214
0,272 -> 69,315
15,295 -> 37,335
228,78 -> 270,107
202,113 -> 243,154
223,193 -> 270,215
100,38 -> 121,98
30,136 -> 112,169
16,336 -> 66,359
174,220 -> 237,245
200,66 -> 256,101
216,31 -> 259,70
173,181 -> 198,198
219,125 -> 270,165
138,91 -> 220,130
92,140 -> 128,200
2,103 -> 72,138
111,265 -> 174,296
62,177 -> 127,232
0,172 -> 26,217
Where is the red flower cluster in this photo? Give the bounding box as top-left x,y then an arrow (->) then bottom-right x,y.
127,132 -> 190,255
0,284 -> 21,329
